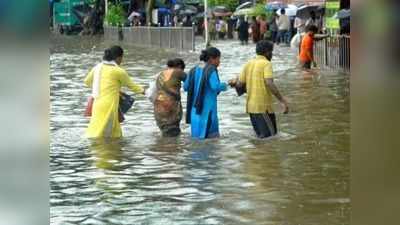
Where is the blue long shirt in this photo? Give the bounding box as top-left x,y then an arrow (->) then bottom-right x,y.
184,65 -> 227,139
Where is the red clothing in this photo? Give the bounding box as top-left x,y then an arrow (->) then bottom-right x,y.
259,20 -> 267,34
251,22 -> 261,43
299,33 -> 314,63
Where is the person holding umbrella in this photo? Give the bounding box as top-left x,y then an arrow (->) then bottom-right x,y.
276,8 -> 290,45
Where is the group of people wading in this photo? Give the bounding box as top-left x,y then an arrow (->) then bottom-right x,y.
84,40 -> 289,140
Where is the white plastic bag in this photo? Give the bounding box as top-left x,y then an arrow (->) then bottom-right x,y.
290,33 -> 301,51
145,72 -> 161,104
145,81 -> 157,103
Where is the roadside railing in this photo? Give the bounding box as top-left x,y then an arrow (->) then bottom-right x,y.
314,35 -> 350,74
104,26 -> 195,51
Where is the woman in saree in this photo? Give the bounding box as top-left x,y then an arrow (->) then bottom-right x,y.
84,45 -> 145,138
250,16 -> 261,43
153,58 -> 186,137
184,47 -> 228,139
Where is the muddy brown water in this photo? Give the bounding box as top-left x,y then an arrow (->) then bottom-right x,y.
50,35 -> 350,225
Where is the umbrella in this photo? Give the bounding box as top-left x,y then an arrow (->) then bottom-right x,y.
128,11 -> 141,21
233,8 -> 254,16
177,5 -> 198,15
213,6 -> 231,14
236,2 -> 252,11
194,12 -> 211,19
266,1 -> 287,10
276,4 -> 297,17
212,6 -> 232,17
334,9 -> 351,19
179,9 -> 197,15
213,12 -> 232,17
296,5 -> 319,19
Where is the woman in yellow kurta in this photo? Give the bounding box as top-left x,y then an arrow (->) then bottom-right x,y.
84,46 -> 145,138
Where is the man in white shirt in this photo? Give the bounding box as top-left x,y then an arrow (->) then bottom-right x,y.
294,16 -> 306,34
276,9 -> 290,45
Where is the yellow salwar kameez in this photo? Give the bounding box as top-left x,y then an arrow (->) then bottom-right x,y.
84,64 -> 144,138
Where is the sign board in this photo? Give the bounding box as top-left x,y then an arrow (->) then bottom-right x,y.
54,0 -> 84,26
325,0 -> 340,29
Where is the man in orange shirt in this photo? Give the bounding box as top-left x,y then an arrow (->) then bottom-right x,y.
299,25 -> 318,69
299,25 -> 329,69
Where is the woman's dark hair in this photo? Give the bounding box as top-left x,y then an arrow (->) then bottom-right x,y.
306,25 -> 318,33
256,40 -> 274,55
199,47 -> 221,62
167,58 -> 185,70
103,45 -> 124,61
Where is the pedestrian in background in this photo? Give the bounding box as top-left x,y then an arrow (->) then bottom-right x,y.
258,15 -> 268,40
250,16 -> 261,43
208,17 -> 217,40
237,16 -> 249,45
268,13 -> 278,43
183,15 -> 192,27
216,17 -> 227,39
276,9 -> 290,45
227,16 -> 236,39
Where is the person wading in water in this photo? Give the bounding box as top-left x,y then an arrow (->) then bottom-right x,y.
184,47 -> 228,139
229,40 -> 289,138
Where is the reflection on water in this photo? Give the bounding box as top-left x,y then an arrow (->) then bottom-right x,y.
50,35 -> 350,225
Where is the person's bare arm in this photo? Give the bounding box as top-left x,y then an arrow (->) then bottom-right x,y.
265,78 -> 289,113
314,34 -> 330,41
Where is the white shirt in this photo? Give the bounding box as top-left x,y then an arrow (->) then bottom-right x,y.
276,14 -> 290,31
294,17 -> 306,33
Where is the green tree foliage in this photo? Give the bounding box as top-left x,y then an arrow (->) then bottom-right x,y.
105,2 -> 126,26
252,4 -> 274,17
208,0 -> 239,12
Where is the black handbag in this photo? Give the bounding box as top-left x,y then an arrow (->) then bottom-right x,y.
235,83 -> 246,96
118,92 -> 135,122
119,92 -> 135,114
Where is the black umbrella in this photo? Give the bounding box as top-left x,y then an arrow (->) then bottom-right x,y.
296,5 -> 319,19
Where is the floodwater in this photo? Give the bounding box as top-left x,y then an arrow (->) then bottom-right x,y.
50,35 -> 350,225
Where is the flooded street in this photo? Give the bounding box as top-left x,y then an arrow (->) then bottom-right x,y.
50,35 -> 350,225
